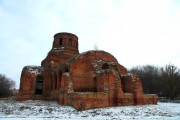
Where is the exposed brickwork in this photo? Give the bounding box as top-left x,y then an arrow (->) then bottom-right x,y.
17,32 -> 158,110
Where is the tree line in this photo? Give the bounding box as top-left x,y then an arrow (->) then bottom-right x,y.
0,74 -> 15,97
129,64 -> 180,99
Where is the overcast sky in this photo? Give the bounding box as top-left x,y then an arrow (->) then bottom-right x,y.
0,0 -> 180,88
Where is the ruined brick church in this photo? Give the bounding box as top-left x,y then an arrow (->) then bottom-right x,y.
18,32 -> 157,110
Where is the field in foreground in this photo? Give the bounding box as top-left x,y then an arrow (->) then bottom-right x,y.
0,97 -> 180,120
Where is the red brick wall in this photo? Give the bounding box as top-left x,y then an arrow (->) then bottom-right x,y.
71,58 -> 96,92
18,67 -> 37,100
70,51 -> 126,92
18,32 -> 158,110
68,92 -> 109,110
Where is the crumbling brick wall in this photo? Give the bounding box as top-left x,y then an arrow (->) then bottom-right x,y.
18,32 -> 158,110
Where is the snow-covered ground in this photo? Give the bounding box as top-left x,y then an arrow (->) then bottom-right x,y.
0,98 -> 180,120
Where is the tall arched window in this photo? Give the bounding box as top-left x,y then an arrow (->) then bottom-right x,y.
59,38 -> 63,45
35,76 -> 44,95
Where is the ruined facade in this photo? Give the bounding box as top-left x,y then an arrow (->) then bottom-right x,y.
18,32 -> 157,110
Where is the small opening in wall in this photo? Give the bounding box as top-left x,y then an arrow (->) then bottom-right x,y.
102,63 -> 109,69
59,38 -> 63,45
65,67 -> 69,72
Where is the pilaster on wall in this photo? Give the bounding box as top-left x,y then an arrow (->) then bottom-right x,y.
18,70 -> 35,100
59,73 -> 69,93
122,74 -> 145,105
58,72 -> 72,105
96,70 -> 124,106
68,92 -> 109,110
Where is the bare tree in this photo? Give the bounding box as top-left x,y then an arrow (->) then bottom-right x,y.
0,74 -> 15,97
161,64 -> 180,99
129,64 -> 180,98
129,65 -> 161,94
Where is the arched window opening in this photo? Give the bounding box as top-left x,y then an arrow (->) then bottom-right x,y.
35,76 -> 44,95
69,39 -> 72,46
102,63 -> 109,69
64,66 -> 69,72
59,38 -> 63,45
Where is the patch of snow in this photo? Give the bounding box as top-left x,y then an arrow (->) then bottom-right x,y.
96,59 -> 102,63
0,98 -> 180,120
96,69 -> 113,74
93,64 -> 98,67
63,72 -> 70,76
53,47 -> 64,50
24,66 -> 44,75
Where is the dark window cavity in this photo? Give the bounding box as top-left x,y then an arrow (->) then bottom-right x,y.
35,76 -> 44,95
59,38 -> 63,45
102,63 -> 109,69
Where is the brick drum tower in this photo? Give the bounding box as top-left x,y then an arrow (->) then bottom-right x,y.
42,32 -> 79,68
18,32 -> 158,110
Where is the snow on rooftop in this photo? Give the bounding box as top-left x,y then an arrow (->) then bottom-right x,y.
66,50 -> 110,65
96,69 -> 114,74
24,66 -> 44,75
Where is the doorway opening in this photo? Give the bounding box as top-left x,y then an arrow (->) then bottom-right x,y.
35,76 -> 44,95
